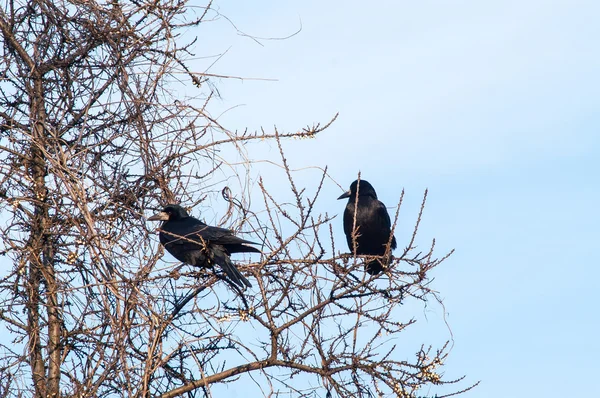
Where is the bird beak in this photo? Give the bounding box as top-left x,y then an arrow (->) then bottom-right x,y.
148,211 -> 170,221
337,191 -> 351,200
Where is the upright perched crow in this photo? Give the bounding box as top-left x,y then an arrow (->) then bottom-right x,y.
148,204 -> 259,288
338,180 -> 397,275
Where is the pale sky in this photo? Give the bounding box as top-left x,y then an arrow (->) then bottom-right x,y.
1,1 -> 598,397
190,1 -> 600,396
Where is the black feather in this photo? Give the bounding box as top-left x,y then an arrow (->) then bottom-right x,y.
149,204 -> 258,288
338,180 -> 397,275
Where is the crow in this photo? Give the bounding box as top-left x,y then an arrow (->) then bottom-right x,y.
148,204 -> 259,288
338,179 -> 397,275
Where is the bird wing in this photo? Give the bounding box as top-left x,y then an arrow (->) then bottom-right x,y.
344,199 -> 397,251
197,224 -> 259,247
160,217 -> 259,255
164,218 -> 250,243
158,217 -> 254,288
376,200 -> 397,250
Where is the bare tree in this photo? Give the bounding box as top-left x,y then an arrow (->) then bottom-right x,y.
0,1 -> 477,397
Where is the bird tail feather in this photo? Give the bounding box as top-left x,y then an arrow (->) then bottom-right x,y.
213,249 -> 252,288
365,259 -> 384,275
365,252 -> 394,275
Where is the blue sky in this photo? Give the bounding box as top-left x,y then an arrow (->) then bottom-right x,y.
189,0 -> 600,396
0,1 -> 597,396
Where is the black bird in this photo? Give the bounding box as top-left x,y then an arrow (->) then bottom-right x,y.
148,204 -> 259,288
338,180 -> 397,275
